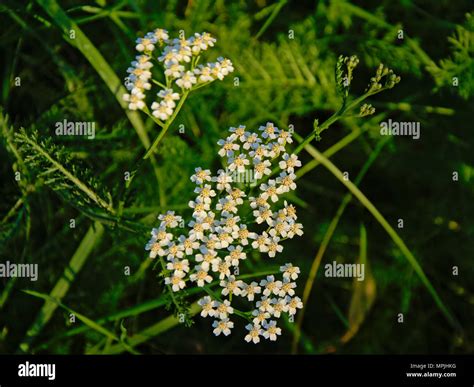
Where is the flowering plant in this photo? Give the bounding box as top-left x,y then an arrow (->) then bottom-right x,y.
146,123 -> 304,343
122,28 -> 234,157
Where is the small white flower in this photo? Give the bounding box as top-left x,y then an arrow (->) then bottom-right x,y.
262,320 -> 281,341
213,169 -> 233,191
215,299 -> 234,319
178,235 -> 199,255
276,172 -> 297,194
249,195 -> 270,209
287,222 -> 304,238
280,263 -> 300,281
242,132 -> 261,150
135,37 -> 156,52
219,214 -> 240,234
198,296 -> 216,317
251,232 -> 271,253
228,154 -> 250,173
217,138 -> 240,158
277,128 -> 293,144
149,227 -> 173,246
256,297 -> 275,314
233,224 -> 257,246
217,57 -> 234,75
229,125 -> 246,142
151,101 -> 173,121
158,211 -> 182,228
259,122 -> 279,140
194,65 -> 214,83
175,44 -> 192,63
190,167 -> 212,185
209,62 -> 225,80
190,265 -> 213,287
216,197 -> 238,216
164,62 -> 185,78
284,201 -> 298,219
266,142 -> 285,158
253,207 -> 274,226
123,93 -> 146,110
194,184 -> 216,204
249,144 -> 269,160
279,153 -> 301,173
190,32 -> 215,54
165,274 -> 186,292
241,281 -> 261,301
158,46 -> 182,66
267,236 -> 283,258
252,309 -> 270,325
188,219 -> 208,241
215,227 -> 234,249
212,318 -> 234,336
130,79 -> 151,94
145,241 -> 165,259
272,298 -> 289,318
212,258 -> 232,280
203,233 -> 220,251
278,280 -> 296,297
131,55 -> 153,69
225,245 -> 246,266
226,188 -> 246,204
253,159 -> 272,179
260,180 -> 279,203
202,213 -> 218,230
158,88 -> 180,108
127,66 -> 152,81
244,324 -> 262,344
195,247 -> 218,271
188,198 -> 210,218
147,28 -> 169,42
166,258 -> 190,277
286,296 -> 303,315
220,275 -> 244,296
176,70 -> 197,89
269,221 -> 290,238
260,275 -> 283,297
163,242 -> 184,260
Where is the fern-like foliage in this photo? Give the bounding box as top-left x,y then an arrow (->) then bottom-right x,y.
14,129 -> 114,217
429,13 -> 474,99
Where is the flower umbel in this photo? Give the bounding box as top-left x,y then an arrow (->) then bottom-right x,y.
145,123 -> 304,343
123,29 -> 233,121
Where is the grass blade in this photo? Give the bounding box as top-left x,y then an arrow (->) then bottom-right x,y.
23,290 -> 139,354
19,222 -> 104,352
301,143 -> 462,333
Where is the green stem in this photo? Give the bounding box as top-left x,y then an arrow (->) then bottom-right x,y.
143,91 -> 190,159
294,91 -> 374,156
22,135 -> 114,213
151,78 -> 167,89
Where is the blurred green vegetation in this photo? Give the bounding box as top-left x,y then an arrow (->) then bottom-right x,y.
0,0 -> 473,354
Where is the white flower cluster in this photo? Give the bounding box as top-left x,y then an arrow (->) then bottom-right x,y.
145,123 -> 303,343
123,29 -> 234,121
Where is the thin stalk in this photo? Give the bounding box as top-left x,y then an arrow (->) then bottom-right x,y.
143,92 -> 189,159
21,135 -> 114,214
